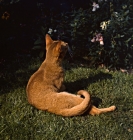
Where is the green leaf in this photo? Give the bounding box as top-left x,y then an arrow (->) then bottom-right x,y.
125,38 -> 131,43
117,34 -> 121,38
70,24 -> 75,27
111,44 -> 115,48
125,16 -> 129,21
122,5 -> 127,10
77,32 -> 84,35
34,39 -> 43,45
39,51 -> 44,58
121,35 -> 124,38
118,41 -> 122,46
124,10 -> 129,16
41,26 -> 47,36
32,45 -> 42,50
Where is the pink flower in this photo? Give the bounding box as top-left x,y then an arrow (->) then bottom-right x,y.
91,33 -> 104,45
92,2 -> 99,11
91,37 -> 96,42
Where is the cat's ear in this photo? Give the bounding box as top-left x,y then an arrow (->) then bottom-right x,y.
45,34 -> 53,49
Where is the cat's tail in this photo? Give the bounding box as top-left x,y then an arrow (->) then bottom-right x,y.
59,90 -> 91,117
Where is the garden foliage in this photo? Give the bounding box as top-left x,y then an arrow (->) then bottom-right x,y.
0,0 -> 133,69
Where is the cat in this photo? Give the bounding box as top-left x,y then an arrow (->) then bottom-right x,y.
26,34 -> 116,116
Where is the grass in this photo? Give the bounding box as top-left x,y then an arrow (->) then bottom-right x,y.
0,56 -> 133,140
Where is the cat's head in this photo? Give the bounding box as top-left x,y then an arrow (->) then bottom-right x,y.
45,34 -> 68,62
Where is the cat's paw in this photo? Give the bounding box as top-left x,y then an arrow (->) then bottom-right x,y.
109,105 -> 116,111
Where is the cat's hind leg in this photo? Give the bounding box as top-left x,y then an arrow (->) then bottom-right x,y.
89,105 -> 116,115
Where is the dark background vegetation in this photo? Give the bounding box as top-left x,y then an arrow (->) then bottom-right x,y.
0,0 -> 133,69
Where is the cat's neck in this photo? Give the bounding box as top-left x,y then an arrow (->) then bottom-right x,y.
42,59 -> 63,67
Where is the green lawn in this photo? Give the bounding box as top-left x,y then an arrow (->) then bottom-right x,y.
0,57 -> 133,140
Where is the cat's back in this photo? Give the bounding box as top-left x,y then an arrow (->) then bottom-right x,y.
26,68 -> 44,93
26,61 -> 63,93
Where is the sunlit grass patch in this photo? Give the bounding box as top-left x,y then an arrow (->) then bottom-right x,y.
0,57 -> 133,140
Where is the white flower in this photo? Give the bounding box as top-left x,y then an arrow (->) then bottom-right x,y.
100,20 -> 110,30
113,12 -> 119,17
48,31 -> 52,34
92,7 -> 96,12
54,29 -> 57,33
92,2 -> 99,12
100,40 -> 104,45
49,28 -> 52,32
48,28 -> 53,34
100,21 -> 106,30
91,37 -> 96,42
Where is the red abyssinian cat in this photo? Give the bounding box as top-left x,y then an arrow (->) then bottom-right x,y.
26,34 -> 116,116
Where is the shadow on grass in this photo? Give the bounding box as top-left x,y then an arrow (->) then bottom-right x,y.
0,57 -> 112,99
65,71 -> 112,107
65,71 -> 112,93
0,56 -> 40,95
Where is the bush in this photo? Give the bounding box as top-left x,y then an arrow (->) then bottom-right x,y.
34,0 -> 132,69
1,0 -> 133,69
102,1 -> 133,69
33,1 -> 110,60
0,0 -> 38,60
